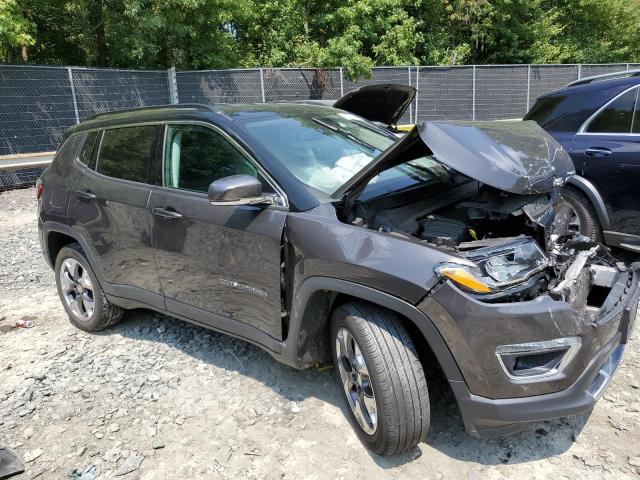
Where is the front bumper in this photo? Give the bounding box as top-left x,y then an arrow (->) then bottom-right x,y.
418,264 -> 639,437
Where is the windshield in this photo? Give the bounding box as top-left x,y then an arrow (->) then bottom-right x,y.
240,109 -> 395,194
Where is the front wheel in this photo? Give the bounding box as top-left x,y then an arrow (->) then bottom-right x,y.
331,302 -> 430,455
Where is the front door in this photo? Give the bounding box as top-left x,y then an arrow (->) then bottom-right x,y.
149,123 -> 287,340
68,124 -> 164,308
571,86 -> 640,236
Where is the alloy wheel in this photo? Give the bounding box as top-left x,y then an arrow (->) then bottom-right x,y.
335,327 -> 378,434
59,258 -> 95,321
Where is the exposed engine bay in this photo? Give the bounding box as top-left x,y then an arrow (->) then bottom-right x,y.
344,180 -> 629,309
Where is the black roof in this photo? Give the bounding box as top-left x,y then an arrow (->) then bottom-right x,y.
540,73 -> 640,100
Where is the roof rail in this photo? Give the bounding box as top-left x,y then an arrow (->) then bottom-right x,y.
565,69 -> 640,88
86,103 -> 213,121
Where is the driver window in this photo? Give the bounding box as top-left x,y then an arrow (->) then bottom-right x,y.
164,124 -> 258,192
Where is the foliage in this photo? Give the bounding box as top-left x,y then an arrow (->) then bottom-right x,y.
0,0 -> 34,61
1,0 -> 640,78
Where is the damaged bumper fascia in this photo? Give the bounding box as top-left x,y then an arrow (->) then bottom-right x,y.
417,240 -> 639,435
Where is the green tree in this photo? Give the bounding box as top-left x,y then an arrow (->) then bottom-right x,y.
0,0 -> 34,62
237,0 -> 421,79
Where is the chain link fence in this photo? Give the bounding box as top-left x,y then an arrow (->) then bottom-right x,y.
1,62 -> 639,190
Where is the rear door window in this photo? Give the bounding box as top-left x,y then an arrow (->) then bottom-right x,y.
97,125 -> 160,183
586,88 -> 638,133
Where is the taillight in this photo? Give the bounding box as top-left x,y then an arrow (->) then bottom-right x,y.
35,178 -> 43,199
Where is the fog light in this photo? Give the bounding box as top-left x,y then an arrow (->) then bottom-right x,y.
495,337 -> 581,380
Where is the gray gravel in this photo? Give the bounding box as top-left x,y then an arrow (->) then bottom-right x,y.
1,187 -> 640,480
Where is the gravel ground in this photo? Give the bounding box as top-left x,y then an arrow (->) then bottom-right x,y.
1,187 -> 640,480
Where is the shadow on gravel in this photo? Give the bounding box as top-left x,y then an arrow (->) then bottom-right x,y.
366,366 -> 590,468
96,306 -> 595,469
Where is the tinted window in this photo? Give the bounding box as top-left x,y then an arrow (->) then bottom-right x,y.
78,131 -> 100,169
97,126 -> 160,182
587,88 -> 637,133
164,125 -> 258,193
52,134 -> 83,173
525,91 -> 603,132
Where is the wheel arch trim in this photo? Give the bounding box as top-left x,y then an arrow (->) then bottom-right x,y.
566,175 -> 611,231
41,221 -> 104,282
284,276 -> 464,382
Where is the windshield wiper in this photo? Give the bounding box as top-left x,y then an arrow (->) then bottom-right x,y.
311,117 -> 377,150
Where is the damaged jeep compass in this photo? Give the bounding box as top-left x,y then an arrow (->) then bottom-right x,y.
38,85 -> 639,456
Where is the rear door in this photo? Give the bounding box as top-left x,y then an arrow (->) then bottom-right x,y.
149,123 -> 287,340
571,86 -> 640,236
68,124 -> 164,308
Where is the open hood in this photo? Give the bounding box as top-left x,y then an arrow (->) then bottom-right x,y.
333,84 -> 416,126
334,120 -> 575,201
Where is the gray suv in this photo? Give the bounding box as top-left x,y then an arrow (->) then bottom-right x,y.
37,85 -> 639,455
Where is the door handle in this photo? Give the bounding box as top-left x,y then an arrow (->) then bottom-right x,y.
74,190 -> 96,200
585,147 -> 612,157
151,207 -> 183,219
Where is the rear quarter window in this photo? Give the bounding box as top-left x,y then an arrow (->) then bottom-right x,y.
525,91 -> 602,132
96,125 -> 160,183
78,131 -> 100,170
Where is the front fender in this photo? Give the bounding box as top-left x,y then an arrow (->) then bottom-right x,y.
282,276 -> 464,384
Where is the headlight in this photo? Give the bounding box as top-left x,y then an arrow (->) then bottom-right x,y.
435,238 -> 549,294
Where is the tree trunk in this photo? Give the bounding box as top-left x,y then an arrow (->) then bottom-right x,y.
87,0 -> 109,66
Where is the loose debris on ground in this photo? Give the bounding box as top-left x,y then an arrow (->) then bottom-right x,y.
1,188 -> 640,479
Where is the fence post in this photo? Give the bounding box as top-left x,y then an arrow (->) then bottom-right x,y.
526,65 -> 531,111
260,68 -> 266,103
339,67 -> 344,97
577,64 -> 582,80
408,66 -> 413,124
627,63 -> 631,71
67,67 -> 80,124
414,67 -> 420,124
472,65 -> 476,121
167,67 -> 179,104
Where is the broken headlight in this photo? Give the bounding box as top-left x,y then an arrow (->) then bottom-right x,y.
435,238 -> 549,294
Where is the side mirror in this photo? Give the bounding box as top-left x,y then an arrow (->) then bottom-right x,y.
208,174 -> 276,206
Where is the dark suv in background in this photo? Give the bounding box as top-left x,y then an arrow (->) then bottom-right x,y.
525,70 -> 640,252
37,87 -> 639,455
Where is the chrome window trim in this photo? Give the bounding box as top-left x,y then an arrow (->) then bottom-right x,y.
161,120 -> 289,210
578,85 -> 640,135
69,119 -> 289,209
631,88 -> 640,134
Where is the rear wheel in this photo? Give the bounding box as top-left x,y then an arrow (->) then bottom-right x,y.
55,243 -> 123,332
559,186 -> 603,242
331,302 -> 430,455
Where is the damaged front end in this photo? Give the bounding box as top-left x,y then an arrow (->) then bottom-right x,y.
437,231 -> 629,313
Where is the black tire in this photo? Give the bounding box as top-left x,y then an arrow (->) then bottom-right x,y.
54,243 -> 123,332
560,186 -> 603,242
330,302 -> 430,455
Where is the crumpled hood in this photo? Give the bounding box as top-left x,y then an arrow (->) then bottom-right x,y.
419,120 -> 575,194
334,119 -> 576,201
